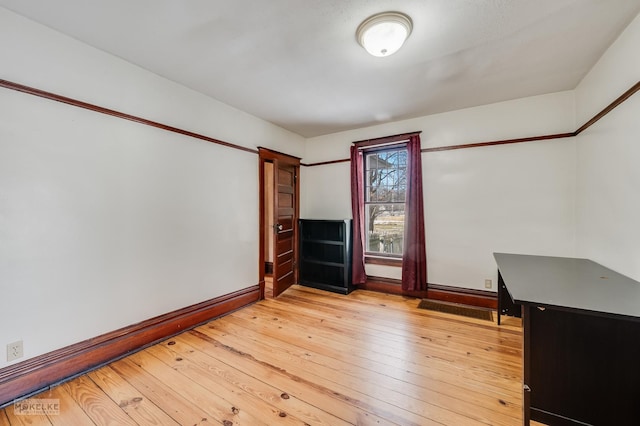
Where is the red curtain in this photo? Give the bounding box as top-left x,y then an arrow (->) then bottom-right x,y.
350,146 -> 367,285
402,135 -> 427,291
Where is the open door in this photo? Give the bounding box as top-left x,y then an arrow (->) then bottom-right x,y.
259,148 -> 300,298
272,159 -> 297,297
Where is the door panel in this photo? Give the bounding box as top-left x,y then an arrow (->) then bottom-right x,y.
272,160 -> 298,297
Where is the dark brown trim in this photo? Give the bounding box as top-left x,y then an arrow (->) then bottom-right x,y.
353,131 -> 422,147
365,256 -> 403,267
0,284 -> 260,407
358,276 -> 497,309
574,81 -> 640,135
256,146 -> 302,160
420,132 -> 575,153
303,132 -> 573,166
301,81 -> 640,166
0,79 -> 258,155
6,77 -> 635,167
259,155 -> 267,300
301,158 -> 351,167
258,148 -> 302,164
358,276 -> 423,296
259,279 -> 266,301
427,283 -> 497,310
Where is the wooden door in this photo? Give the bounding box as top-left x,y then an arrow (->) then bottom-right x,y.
258,147 -> 300,300
272,159 -> 297,297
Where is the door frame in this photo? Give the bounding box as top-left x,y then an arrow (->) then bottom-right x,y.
258,147 -> 301,299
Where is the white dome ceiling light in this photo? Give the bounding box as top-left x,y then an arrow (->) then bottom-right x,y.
356,12 -> 413,57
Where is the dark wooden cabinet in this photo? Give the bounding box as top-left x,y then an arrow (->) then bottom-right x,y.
497,270 -> 522,325
494,253 -> 640,426
299,219 -> 353,294
525,305 -> 640,426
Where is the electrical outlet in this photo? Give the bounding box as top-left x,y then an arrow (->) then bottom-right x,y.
7,341 -> 23,362
485,279 -> 492,289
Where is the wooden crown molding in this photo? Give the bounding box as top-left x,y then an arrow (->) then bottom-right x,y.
0,79 -> 258,155
574,81 -> 640,135
0,285 -> 260,407
302,80 -> 640,167
3,77 -> 636,167
420,132 -> 575,153
300,158 -> 350,167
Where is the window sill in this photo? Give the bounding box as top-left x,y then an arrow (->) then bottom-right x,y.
365,256 -> 403,267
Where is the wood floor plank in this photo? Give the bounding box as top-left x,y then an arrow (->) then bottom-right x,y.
179,331 -> 395,425
61,375 -> 136,425
273,293 -> 521,369
273,290 -> 523,378
250,299 -> 522,370
0,411 -> 10,426
148,336 -> 349,426
285,286 -> 522,344
4,400 -> 52,426
210,312 -> 521,425
228,303 -> 521,400
146,340 -> 316,425
44,385 -> 95,426
199,322 -> 479,425
234,305 -> 520,407
279,290 -> 522,350
109,357 -> 212,425
0,284 -> 526,425
87,365 -> 180,426
125,350 -> 268,425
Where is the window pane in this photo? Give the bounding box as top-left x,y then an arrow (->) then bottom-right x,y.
364,147 -> 407,256
365,203 -> 404,255
365,149 -> 407,204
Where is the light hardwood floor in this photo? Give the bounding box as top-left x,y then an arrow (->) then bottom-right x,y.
265,275 -> 274,299
0,285 -> 528,425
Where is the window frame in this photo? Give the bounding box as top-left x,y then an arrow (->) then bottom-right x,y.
362,143 -> 408,261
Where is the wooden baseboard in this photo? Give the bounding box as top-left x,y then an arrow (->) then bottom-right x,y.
0,284 -> 260,407
358,276 -> 428,298
427,283 -> 497,309
359,276 -> 497,309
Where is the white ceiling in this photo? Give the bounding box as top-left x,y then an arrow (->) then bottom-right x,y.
2,0 -> 640,138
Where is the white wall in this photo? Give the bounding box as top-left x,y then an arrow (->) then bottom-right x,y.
300,163 -> 352,220
574,13 -> 640,281
302,92 -> 577,290
0,8 -> 303,369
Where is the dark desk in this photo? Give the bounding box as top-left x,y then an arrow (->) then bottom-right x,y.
494,253 -> 640,426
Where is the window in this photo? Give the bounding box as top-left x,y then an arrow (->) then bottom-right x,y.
351,131 -> 425,289
364,146 -> 407,256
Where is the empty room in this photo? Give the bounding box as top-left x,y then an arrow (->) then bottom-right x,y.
1,1 -> 640,425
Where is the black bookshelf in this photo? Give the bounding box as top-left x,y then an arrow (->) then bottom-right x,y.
299,219 -> 353,294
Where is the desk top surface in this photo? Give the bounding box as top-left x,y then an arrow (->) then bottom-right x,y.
494,253 -> 640,318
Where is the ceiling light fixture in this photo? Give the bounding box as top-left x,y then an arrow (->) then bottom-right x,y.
356,11 -> 413,57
